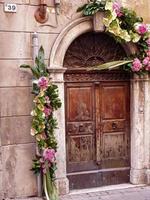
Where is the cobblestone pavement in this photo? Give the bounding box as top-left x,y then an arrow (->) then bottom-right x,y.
60,186 -> 150,200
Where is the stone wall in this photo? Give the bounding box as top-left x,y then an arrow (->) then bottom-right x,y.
0,0 -> 149,199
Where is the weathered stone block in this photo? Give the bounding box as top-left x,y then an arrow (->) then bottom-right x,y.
0,32 -> 58,59
1,116 -> 34,145
0,171 -> 3,200
0,87 -> 33,117
56,177 -> 69,195
0,4 -> 69,34
93,12 -> 105,32
0,32 -> 31,59
0,0 -> 30,4
0,60 -> 50,87
2,144 -> 37,198
0,152 -> 1,175
30,0 -> 54,6
0,0 -> 53,5
0,60 -> 32,87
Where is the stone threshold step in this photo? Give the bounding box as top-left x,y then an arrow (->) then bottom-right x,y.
69,183 -> 146,195
4,184 -> 146,200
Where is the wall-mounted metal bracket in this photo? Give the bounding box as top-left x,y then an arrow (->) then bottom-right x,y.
34,0 -> 49,24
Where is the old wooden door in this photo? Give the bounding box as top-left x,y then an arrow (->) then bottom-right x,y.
64,33 -> 130,189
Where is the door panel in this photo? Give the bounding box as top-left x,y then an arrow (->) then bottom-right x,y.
67,86 -> 93,122
99,83 -> 130,169
66,83 -> 97,173
66,80 -> 130,189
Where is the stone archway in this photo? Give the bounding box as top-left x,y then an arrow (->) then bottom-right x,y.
48,17 -> 150,194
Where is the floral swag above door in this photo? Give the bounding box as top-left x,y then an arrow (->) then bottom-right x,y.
78,0 -> 150,73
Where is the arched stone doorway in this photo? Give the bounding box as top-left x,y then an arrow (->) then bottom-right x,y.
49,17 -> 150,194
64,32 -> 131,189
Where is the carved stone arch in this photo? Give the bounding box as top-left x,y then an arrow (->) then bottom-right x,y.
49,17 -> 93,68
49,17 -> 137,69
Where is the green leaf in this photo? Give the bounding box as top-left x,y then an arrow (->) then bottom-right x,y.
77,4 -> 87,12
38,46 -> 44,63
43,175 -> 51,200
30,67 -> 40,79
20,64 -> 31,69
43,171 -> 58,200
88,60 -> 133,71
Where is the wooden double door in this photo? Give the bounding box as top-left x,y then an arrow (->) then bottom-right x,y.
65,72 -> 130,189
64,32 -> 131,189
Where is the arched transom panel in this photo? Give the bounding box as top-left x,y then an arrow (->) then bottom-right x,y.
64,32 -> 126,69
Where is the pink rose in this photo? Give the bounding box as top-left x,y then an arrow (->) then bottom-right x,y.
146,38 -> 150,47
43,148 -> 55,162
146,50 -> 150,57
113,1 -> 123,17
45,96 -> 50,104
132,58 -> 142,72
143,57 -> 149,65
145,63 -> 150,71
44,107 -> 52,117
38,77 -> 48,90
136,23 -> 148,35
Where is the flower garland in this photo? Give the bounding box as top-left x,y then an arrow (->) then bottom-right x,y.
78,0 -> 150,73
20,47 -> 61,200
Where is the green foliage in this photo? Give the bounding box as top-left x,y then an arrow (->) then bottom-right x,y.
138,38 -> 149,59
88,60 -> 133,71
43,172 -> 58,200
46,85 -> 62,110
77,0 -> 150,74
120,8 -> 143,31
77,0 -> 106,16
20,46 -> 48,79
31,159 -> 41,175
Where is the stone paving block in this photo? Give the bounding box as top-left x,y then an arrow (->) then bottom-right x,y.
2,143 -> 37,198
1,116 -> 34,145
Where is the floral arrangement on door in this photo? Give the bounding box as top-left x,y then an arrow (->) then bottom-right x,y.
78,0 -> 150,73
20,47 -> 61,200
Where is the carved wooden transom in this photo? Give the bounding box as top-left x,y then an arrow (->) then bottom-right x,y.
64,32 -> 126,69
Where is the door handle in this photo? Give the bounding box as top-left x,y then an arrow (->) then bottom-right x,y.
94,82 -> 100,86
112,122 -> 117,129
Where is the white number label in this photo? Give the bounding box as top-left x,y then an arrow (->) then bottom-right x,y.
4,3 -> 17,13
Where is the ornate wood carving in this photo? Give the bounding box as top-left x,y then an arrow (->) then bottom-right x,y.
65,71 -> 131,82
64,32 -> 126,69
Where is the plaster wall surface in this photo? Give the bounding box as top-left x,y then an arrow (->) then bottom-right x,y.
0,0 -> 149,198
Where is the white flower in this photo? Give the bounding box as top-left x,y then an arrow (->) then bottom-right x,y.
31,128 -> 36,136
31,111 -> 34,116
32,79 -> 38,85
42,113 -> 46,118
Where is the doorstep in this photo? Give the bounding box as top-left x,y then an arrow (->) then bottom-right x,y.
69,183 -> 146,195
3,184 -> 146,200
